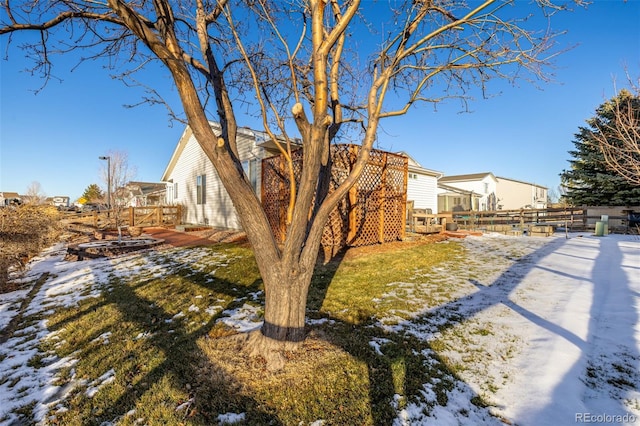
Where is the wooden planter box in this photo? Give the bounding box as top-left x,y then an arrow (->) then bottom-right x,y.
529,225 -> 554,237
129,226 -> 143,237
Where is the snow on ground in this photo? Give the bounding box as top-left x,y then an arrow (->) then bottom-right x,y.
0,244 -> 114,424
387,233 -> 640,426
0,232 -> 638,425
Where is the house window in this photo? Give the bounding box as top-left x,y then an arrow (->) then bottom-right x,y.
196,174 -> 206,205
242,159 -> 258,193
484,183 -> 489,194
174,182 -> 178,199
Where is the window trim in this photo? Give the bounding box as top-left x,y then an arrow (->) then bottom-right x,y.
242,159 -> 258,193
196,174 -> 206,205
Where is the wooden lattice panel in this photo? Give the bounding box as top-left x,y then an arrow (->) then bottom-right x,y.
262,144 -> 408,251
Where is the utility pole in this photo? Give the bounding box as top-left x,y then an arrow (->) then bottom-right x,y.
99,156 -> 111,211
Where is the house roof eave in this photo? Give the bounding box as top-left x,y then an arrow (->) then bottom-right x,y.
496,176 -> 548,189
161,126 -> 194,182
397,151 -> 443,178
439,172 -> 497,183
437,183 -> 482,197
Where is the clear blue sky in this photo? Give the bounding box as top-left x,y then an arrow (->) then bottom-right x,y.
1,1 -> 639,201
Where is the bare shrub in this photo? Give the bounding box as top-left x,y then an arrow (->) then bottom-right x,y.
0,205 -> 63,291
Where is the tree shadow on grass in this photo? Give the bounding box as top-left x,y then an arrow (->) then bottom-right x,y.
42,248 -> 281,425
103,277 -> 277,424
305,244 -> 471,424
41,233 -> 635,426
305,235 -> 578,424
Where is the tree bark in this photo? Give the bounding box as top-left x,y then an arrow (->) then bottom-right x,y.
240,259 -> 315,369
261,266 -> 311,345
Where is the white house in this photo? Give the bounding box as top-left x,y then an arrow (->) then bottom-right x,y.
49,196 -> 70,208
399,152 -> 443,214
161,123 -> 279,229
116,182 -> 166,207
437,183 -> 482,212
495,176 -> 548,210
437,172 -> 498,211
0,192 -> 21,207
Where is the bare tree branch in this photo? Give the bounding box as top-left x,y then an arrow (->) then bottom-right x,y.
1,0 -> 587,349
592,76 -> 640,185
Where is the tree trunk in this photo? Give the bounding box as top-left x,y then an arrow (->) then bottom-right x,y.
240,263 -> 314,370
260,265 -> 312,347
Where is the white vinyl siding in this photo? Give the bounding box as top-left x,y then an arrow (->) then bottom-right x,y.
163,127 -> 264,229
495,178 -> 548,210
439,176 -> 497,211
406,171 -> 438,213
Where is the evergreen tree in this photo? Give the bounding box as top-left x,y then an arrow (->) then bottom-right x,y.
80,184 -> 104,203
561,92 -> 640,206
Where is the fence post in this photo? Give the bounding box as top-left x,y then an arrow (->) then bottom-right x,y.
347,186 -> 357,243
156,206 -> 162,225
175,205 -> 182,225
378,154 -> 387,244
400,158 -> 408,240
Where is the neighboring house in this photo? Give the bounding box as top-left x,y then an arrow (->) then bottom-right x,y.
496,177 -> 548,210
437,183 -> 482,212
116,182 -> 167,207
0,192 -> 21,207
161,123 -> 283,229
399,152 -> 442,214
48,196 -> 70,208
437,172 -> 498,211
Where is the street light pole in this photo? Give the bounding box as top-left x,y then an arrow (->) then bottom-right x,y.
99,156 -> 111,210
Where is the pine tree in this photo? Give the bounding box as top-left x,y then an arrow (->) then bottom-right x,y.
81,184 -> 105,203
561,92 -> 640,206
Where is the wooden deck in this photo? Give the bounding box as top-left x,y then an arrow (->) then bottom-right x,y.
408,211 -> 452,234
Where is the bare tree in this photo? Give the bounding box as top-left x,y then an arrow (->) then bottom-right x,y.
100,150 -> 137,207
1,0 -> 585,362
592,77 -> 640,186
23,181 -> 47,205
100,150 -> 137,239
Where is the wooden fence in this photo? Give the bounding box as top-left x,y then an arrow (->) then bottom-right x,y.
441,206 -> 640,234
446,207 -> 583,229
64,205 -> 182,229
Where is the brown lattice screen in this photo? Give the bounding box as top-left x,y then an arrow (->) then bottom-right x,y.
261,144 -> 408,251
